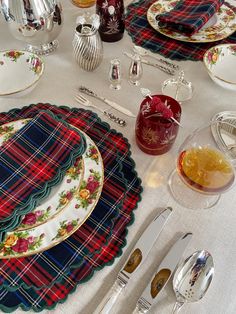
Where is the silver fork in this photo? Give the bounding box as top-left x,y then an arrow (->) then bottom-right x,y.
75,94 -> 127,127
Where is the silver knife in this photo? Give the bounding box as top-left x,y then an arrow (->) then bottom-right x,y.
78,86 -> 136,118
133,232 -> 193,313
124,52 -> 175,76
94,207 -> 172,314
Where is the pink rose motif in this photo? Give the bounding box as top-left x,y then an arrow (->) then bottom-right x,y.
34,210 -> 43,218
66,191 -> 73,200
86,180 -> 99,194
21,213 -> 37,225
12,238 -> 29,253
90,147 -> 97,155
87,175 -> 94,183
66,223 -> 74,233
27,236 -> 35,244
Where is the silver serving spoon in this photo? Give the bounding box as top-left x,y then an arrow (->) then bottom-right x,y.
133,45 -> 179,70
172,250 -> 214,313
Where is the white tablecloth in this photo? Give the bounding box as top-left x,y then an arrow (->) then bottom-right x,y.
0,1 -> 236,313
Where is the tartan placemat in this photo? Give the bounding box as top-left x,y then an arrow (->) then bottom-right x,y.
125,0 -> 236,61
0,103 -> 142,305
0,111 -> 85,236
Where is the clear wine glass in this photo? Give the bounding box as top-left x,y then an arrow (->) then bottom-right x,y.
168,121 -> 236,210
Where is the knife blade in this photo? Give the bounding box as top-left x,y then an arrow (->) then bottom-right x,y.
123,52 -> 175,76
133,232 -> 193,314
78,86 -> 136,118
94,207 -> 172,314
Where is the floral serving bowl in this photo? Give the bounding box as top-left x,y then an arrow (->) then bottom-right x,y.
0,50 -> 44,97
203,44 -> 236,91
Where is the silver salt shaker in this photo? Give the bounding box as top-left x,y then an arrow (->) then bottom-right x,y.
128,54 -> 143,86
109,58 -> 122,90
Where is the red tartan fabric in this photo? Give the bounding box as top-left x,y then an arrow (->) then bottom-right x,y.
158,0 -> 224,35
125,0 -> 236,61
0,103 -> 142,303
0,111 -> 85,225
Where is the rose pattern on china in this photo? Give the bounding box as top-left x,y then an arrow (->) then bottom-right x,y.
52,219 -> 79,240
206,47 -> 221,66
86,144 -> 99,165
3,50 -> 24,62
56,188 -> 76,210
66,157 -> 83,182
0,232 -> 45,256
74,169 -> 101,209
0,120 -> 104,258
19,206 -> 51,229
229,45 -> 236,55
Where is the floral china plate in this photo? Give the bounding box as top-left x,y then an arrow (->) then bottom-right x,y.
0,120 -> 104,258
147,0 -> 236,43
0,50 -> 44,97
203,44 -> 236,90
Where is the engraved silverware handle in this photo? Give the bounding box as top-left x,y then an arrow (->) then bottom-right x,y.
94,280 -> 125,314
159,58 -> 179,70
78,86 -> 136,117
75,94 -> 126,127
141,59 -> 175,75
104,111 -> 126,127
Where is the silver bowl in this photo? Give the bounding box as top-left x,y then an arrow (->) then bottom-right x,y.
0,0 -> 63,55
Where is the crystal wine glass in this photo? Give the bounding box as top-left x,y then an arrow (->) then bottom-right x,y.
168,121 -> 236,210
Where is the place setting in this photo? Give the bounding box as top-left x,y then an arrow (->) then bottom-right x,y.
0,0 -> 236,313
125,0 -> 236,61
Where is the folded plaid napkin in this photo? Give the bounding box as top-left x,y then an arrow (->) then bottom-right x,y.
0,111 -> 86,229
157,0 -> 224,36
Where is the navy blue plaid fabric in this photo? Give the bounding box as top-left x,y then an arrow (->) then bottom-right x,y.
126,0 -> 236,61
0,103 -> 142,309
0,111 -> 85,235
158,0 -> 224,35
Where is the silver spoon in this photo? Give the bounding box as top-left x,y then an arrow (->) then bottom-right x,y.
133,45 -> 179,70
172,250 -> 214,313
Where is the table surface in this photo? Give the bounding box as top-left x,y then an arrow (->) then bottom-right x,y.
0,1 -> 236,314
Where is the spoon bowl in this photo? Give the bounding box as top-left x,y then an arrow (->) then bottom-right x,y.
172,250 -> 214,313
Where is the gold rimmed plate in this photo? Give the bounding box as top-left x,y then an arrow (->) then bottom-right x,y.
147,0 -> 236,43
0,120 -> 104,258
0,50 -> 44,97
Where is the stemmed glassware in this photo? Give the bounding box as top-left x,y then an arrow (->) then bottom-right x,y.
168,121 -> 236,210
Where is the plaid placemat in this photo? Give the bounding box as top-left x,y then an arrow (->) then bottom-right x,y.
0,111 -> 85,235
158,0 -> 224,36
0,103 -> 142,305
125,0 -> 236,61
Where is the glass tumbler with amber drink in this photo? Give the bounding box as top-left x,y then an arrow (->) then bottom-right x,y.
168,121 -> 236,210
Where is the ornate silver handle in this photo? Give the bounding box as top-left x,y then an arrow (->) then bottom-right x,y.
104,111 -> 126,127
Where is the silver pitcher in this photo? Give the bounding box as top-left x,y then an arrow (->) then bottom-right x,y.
73,14 -> 103,72
0,0 -> 63,55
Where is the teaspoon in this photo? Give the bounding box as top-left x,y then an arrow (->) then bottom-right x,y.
172,250 -> 214,313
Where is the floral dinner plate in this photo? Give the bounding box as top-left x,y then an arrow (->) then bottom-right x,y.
0,120 -> 104,258
147,0 -> 236,43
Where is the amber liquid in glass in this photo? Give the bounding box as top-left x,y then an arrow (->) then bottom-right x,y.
177,147 -> 235,194
72,0 -> 95,8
